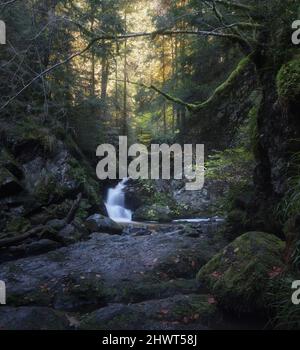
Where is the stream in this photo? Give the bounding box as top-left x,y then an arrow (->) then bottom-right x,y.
104,178 -> 223,224
0,178 -> 264,330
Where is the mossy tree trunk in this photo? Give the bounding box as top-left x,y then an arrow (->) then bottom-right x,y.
251,31 -> 300,231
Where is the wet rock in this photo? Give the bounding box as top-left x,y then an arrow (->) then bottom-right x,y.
24,239 -> 61,255
79,294 -> 221,330
197,232 -> 285,314
0,223 -> 225,310
0,307 -> 71,330
85,214 -> 123,234
0,120 -> 106,239
123,224 -> 152,236
172,179 -> 227,217
133,204 -> 172,222
57,224 -> 82,244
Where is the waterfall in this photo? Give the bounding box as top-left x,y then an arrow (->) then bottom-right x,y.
105,178 -> 132,222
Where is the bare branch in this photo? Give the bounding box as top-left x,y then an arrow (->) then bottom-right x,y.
214,0 -> 253,12
0,0 -> 19,6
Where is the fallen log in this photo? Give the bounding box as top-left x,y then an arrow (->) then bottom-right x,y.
0,225 -> 44,249
0,193 -> 83,249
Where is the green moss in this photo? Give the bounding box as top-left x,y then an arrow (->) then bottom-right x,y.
171,294 -> 218,322
276,57 -> 300,102
34,172 -> 65,204
193,56 -> 252,111
80,309 -> 142,330
116,279 -> 199,303
197,232 -> 285,314
67,158 -> 99,208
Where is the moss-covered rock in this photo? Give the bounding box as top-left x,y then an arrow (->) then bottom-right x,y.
197,232 -> 285,314
277,57 -> 300,102
79,294 -> 221,330
133,204 -> 172,222
126,179 -> 187,220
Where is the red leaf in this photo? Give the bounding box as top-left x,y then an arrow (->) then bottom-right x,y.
208,296 -> 217,305
211,271 -> 222,279
159,309 -> 169,315
268,266 -> 284,279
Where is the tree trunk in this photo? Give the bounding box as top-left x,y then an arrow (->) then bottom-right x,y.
100,54 -> 110,119
162,37 -> 167,135
251,44 -> 300,232
122,9 -> 128,135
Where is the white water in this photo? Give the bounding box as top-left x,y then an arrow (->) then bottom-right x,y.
105,178 -> 132,223
173,217 -> 224,223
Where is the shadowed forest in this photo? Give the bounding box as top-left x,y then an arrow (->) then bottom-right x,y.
0,0 -> 300,330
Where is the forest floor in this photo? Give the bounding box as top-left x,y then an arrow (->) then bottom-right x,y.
0,220 -> 265,330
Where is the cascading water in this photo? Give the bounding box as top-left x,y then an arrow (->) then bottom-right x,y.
105,178 -> 132,222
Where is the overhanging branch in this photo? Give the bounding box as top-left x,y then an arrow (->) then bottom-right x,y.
0,28 -> 253,111
110,55 -> 252,113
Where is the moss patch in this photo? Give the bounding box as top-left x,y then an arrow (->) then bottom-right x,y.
197,232 -> 285,314
276,57 -> 300,102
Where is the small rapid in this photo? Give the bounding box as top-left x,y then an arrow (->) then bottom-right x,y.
105,178 -> 132,223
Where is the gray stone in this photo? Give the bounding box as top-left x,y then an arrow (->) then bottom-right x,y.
85,214 -> 123,234
0,307 -> 71,330
0,221 -> 225,311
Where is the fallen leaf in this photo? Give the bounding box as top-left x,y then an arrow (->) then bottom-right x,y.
268,266 -> 284,279
183,317 -> 189,324
211,271 -> 222,279
208,296 -> 217,304
159,309 -> 169,315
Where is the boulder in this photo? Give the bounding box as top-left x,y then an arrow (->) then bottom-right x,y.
0,222 -> 225,311
133,204 -> 172,222
197,232 -> 285,314
85,214 -> 123,234
79,294 -> 221,330
56,223 -> 88,244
